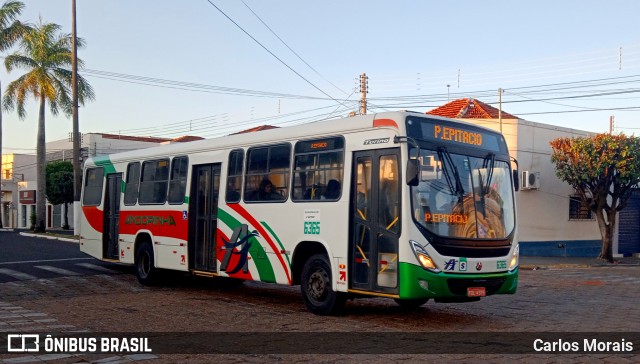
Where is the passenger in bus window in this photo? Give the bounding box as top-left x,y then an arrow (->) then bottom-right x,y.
256,179 -> 282,201
226,181 -> 240,203
322,179 -> 341,200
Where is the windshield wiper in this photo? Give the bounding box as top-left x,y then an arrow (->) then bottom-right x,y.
437,147 -> 464,201
482,153 -> 495,195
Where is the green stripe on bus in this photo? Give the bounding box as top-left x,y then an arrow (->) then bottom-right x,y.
93,155 -> 116,175
217,208 -> 276,283
261,222 -> 291,267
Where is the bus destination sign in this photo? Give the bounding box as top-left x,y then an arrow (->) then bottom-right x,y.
433,125 -> 482,146
406,116 -> 507,153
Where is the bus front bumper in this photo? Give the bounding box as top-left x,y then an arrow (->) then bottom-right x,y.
398,262 -> 518,300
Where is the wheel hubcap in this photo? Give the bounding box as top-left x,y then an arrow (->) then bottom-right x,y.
308,268 -> 328,301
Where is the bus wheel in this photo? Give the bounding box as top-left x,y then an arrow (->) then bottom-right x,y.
301,254 -> 346,315
135,242 -> 157,286
394,298 -> 429,309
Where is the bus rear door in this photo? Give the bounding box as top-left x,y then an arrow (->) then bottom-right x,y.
189,163 -> 221,272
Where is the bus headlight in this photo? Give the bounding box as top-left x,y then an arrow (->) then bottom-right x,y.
509,244 -> 519,270
410,240 -> 440,272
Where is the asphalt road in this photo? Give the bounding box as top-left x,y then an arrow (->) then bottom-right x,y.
1,230 -> 639,363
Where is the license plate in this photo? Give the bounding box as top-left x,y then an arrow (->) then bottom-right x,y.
467,287 -> 486,297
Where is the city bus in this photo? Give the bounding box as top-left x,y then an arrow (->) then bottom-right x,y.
79,111 -> 519,315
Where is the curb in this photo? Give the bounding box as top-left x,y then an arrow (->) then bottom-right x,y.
520,264 -> 590,270
0,228 -> 15,232
520,262 -> 640,270
19,232 -> 79,244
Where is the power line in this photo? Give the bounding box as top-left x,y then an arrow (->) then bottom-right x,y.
203,0 -> 346,108
240,0 -> 348,97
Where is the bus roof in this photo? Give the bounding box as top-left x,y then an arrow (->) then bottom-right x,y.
84,111 -> 503,166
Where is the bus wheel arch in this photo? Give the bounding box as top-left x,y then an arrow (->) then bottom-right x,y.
300,253 -> 346,315
134,233 -> 157,285
291,241 -> 329,286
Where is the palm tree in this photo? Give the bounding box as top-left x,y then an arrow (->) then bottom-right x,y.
0,0 -> 27,228
3,19 -> 94,232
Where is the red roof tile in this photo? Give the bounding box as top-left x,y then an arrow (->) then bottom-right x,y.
231,125 -> 280,135
170,135 -> 205,143
427,98 -> 517,119
99,133 -> 170,143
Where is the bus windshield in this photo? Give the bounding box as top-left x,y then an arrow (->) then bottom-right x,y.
411,148 -> 515,239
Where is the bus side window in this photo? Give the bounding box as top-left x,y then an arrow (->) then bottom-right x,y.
292,137 -> 344,202
244,144 -> 291,203
139,159 -> 170,204
82,167 -> 104,206
226,149 -> 243,203
124,162 -> 140,205
168,156 -> 188,204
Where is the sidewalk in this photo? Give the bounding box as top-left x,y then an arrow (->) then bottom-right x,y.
520,255 -> 640,270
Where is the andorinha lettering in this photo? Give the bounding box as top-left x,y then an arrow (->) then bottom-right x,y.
425,213 -> 468,224
125,215 -> 176,226
434,125 -> 482,146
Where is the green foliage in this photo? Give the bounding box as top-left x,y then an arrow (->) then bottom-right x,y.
0,1 -> 28,52
550,134 -> 640,204
550,133 -> 640,261
2,20 -> 95,118
45,160 -> 73,206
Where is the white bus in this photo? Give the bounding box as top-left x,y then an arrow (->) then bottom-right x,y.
79,111 -> 519,315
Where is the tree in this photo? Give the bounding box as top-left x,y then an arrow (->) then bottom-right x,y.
0,0 -> 28,228
3,19 -> 94,232
550,133 -> 640,262
45,160 -> 73,229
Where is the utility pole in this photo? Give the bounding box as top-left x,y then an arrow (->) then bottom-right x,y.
610,116 -> 614,134
447,84 -> 450,102
359,73 -> 368,115
71,0 -> 81,234
498,88 -> 503,133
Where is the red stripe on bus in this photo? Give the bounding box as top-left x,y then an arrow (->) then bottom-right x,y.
82,206 -> 104,233
118,210 -> 188,240
373,118 -> 399,129
228,204 -> 292,285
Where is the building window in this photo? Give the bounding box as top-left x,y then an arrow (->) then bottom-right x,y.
569,195 -> 592,220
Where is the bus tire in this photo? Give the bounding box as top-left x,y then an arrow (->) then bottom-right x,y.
300,254 -> 346,315
394,298 -> 429,309
135,241 -> 157,286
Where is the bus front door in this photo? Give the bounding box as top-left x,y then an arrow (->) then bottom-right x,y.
103,173 -> 122,260
350,149 -> 400,294
189,163 -> 221,272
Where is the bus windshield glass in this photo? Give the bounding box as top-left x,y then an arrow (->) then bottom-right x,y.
411,148 -> 515,239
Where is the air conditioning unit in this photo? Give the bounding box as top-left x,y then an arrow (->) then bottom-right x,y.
521,171 -> 540,190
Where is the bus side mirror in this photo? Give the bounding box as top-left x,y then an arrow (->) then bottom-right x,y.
406,159 -> 420,186
513,170 -> 519,192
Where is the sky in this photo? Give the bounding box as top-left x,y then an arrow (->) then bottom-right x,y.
1,0 -> 640,153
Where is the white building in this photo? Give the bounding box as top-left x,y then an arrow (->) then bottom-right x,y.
1,153 -> 37,228
2,132 -> 202,229
428,98 -> 638,257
